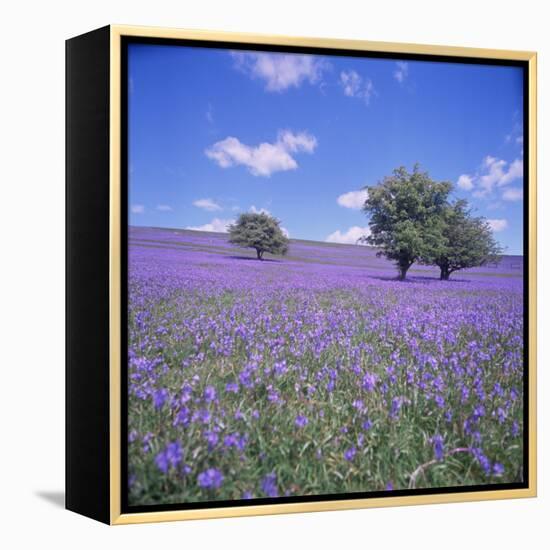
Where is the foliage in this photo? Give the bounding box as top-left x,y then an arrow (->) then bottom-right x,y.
361,164 -> 452,280
421,200 -> 504,280
228,212 -> 289,260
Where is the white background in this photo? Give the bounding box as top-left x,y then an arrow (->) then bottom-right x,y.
1,0 -> 547,548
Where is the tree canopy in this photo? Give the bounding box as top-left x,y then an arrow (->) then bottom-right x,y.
228,212 -> 289,260
421,199 -> 503,280
361,164 -> 504,280
361,164 -> 452,280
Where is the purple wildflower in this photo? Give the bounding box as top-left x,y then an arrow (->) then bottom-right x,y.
362,372 -> 377,392
472,448 -> 491,475
261,472 -> 278,497
152,388 -> 168,410
197,468 -> 224,489
344,447 -> 357,461
295,415 -> 308,428
432,434 -> 444,461
155,441 -> 182,474
225,382 -> 239,393
204,385 -> 217,402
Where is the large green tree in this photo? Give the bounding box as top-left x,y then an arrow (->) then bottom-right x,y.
228,212 -> 289,260
361,164 -> 452,280
422,200 -> 503,280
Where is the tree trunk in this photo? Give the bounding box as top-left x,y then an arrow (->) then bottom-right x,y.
398,264 -> 410,280
440,266 -> 450,280
256,248 -> 263,260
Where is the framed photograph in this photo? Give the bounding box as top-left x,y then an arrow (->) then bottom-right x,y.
66,25 -> 537,525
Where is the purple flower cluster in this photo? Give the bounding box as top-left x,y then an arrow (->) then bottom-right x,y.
154,442 -> 183,474
127,227 -> 524,505
197,468 -> 224,489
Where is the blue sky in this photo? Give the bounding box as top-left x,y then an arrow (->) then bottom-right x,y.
128,43 -> 525,254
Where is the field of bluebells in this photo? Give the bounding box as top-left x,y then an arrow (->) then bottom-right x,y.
127,226 -> 524,506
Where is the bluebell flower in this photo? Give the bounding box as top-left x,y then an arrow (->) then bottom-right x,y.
225,382 -> 239,393
204,385 -> 217,402
344,447 -> 357,461
152,388 -> 168,410
261,472 -> 278,497
155,441 -> 182,474
432,434 -> 444,461
295,415 -> 308,428
362,372 -> 376,392
197,468 -> 224,489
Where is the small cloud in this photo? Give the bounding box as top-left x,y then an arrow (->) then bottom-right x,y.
325,226 -> 371,245
131,204 -> 144,214
339,71 -> 375,105
487,219 -> 508,232
193,198 -> 222,212
457,174 -> 474,191
393,61 -> 409,83
206,103 -> 214,124
156,204 -> 173,212
277,130 -> 317,153
459,156 -> 523,198
205,130 -> 317,177
502,187 -> 523,202
337,189 -> 369,209
231,51 -> 330,92
504,116 -> 523,147
186,218 -> 234,233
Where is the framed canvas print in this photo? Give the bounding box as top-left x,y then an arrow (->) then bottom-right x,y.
66,25 -> 537,525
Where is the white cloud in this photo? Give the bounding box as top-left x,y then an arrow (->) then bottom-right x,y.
337,189 -> 369,209
186,218 -> 234,233
516,135 -> 524,145
325,226 -> 371,245
459,156 -> 523,198
457,174 -> 474,191
502,187 -> 523,202
499,158 -> 523,185
205,130 -> 317,177
277,130 -> 317,153
393,61 -> 409,83
131,204 -> 144,214
206,103 -> 214,124
156,204 -> 172,212
479,156 -> 523,193
487,219 -> 508,232
231,51 -> 329,92
340,70 -> 361,97
193,198 -> 222,212
339,71 -> 375,104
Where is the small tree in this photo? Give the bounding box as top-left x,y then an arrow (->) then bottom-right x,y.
361,164 -> 452,280
228,212 -> 289,260
423,200 -> 503,280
